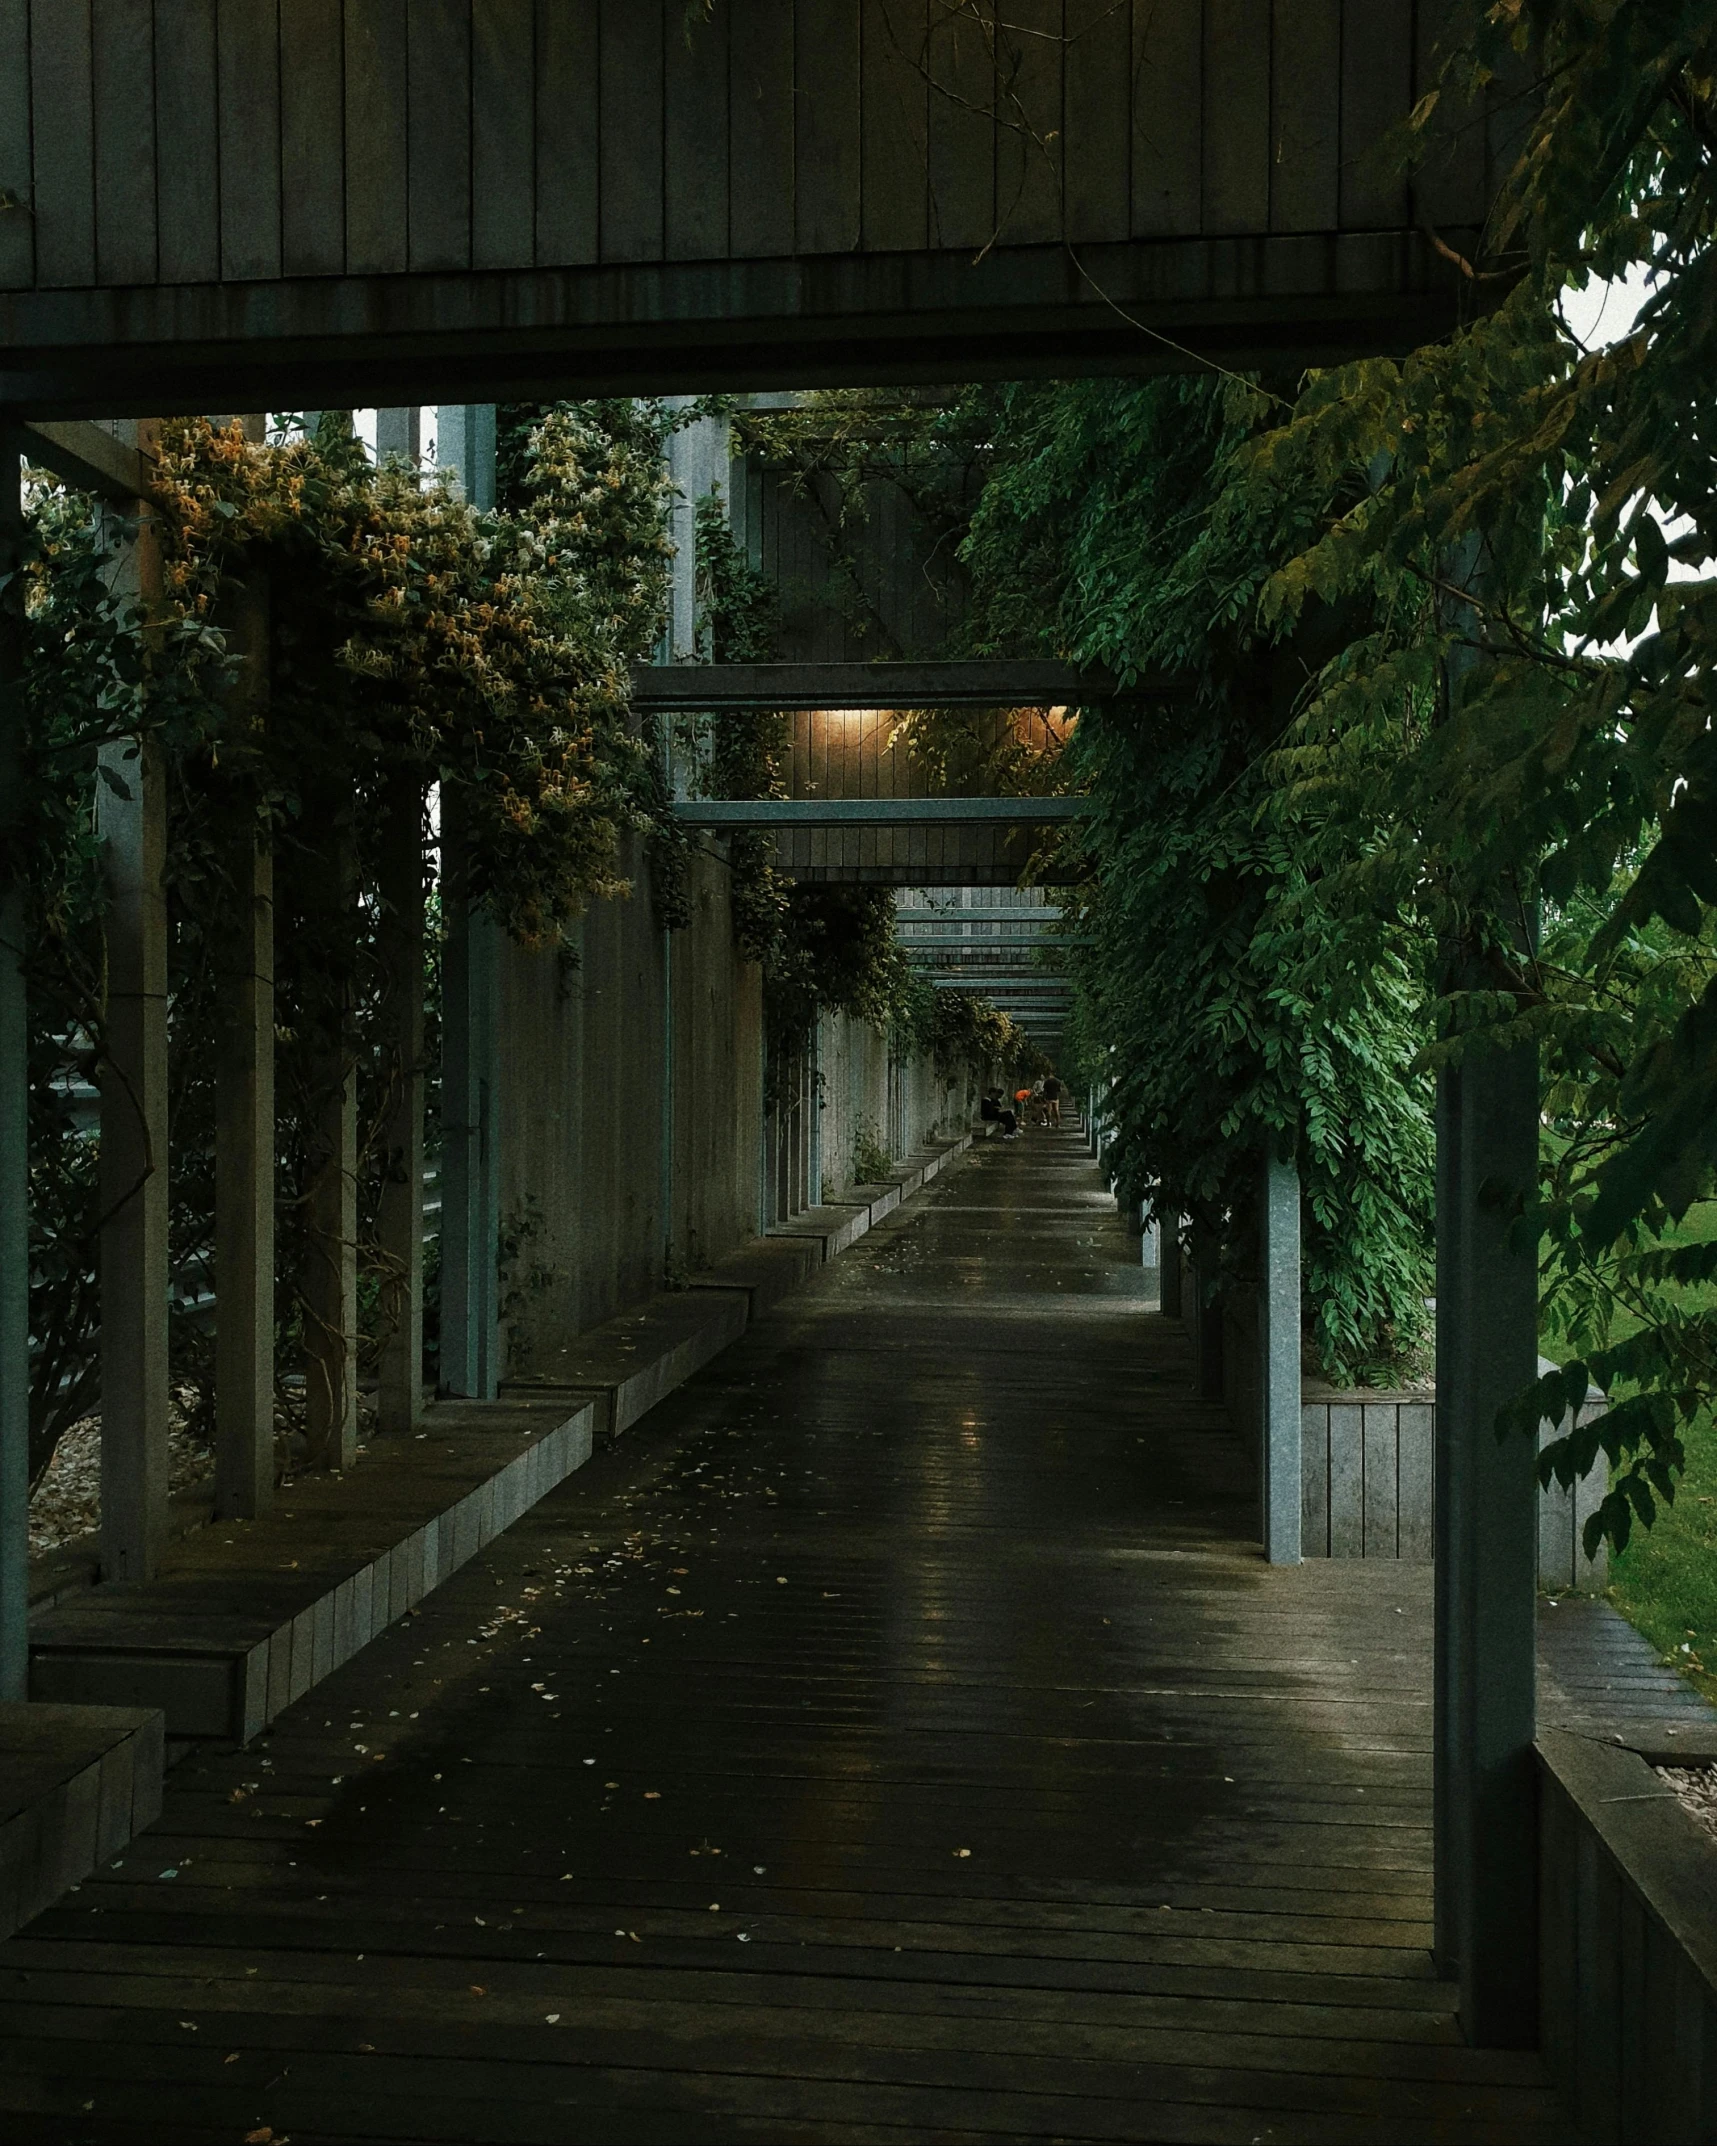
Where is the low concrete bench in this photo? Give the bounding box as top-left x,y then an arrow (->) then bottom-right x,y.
29,1395 -> 594,1744
503,1290 -> 750,1447
0,1703 -> 163,1941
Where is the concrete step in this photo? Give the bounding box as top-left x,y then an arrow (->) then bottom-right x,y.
29,1395 -> 594,1745
502,1289 -> 750,1447
685,1237 -> 818,1319
0,1702 -> 163,1942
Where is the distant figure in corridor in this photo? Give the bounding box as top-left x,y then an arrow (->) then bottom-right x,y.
1042,1073 -> 1063,1127
981,1089 -> 1018,1137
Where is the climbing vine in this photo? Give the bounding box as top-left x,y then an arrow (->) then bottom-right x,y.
11,402 -> 675,1482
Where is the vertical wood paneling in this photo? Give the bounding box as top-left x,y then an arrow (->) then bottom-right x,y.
1397,1401 -> 1433,1560
217,0 -> 281,281
1132,0 -> 1200,236
1328,1402 -> 1363,1556
926,0 -> 992,255
795,0 -> 860,252
534,0 -> 598,265
473,0 -> 533,268
1362,1401 -> 1397,1556
154,0 -> 218,282
1202,0 -> 1268,233
665,0 -> 729,261
281,0 -> 343,277
1064,0 -> 1128,241
729,0 -> 793,256
1300,1405 -> 1327,1555
0,0 -> 30,288
92,0 -> 155,284
1338,0 -> 1410,228
995,0 -> 1061,244
599,0 -> 663,262
345,0 -> 409,275
861,0 -> 928,251
407,0 -> 470,272
1267,0 -> 1337,232
30,0 -> 95,287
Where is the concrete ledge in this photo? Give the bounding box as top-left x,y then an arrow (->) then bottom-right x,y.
768,1134 -> 972,1261
0,1703 -> 163,1941
504,1290 -> 750,1446
29,1396 -> 594,1744
685,1236 -> 818,1319
1538,1727 -> 1717,2141
846,1178 -> 902,1222
768,1200 -> 873,1260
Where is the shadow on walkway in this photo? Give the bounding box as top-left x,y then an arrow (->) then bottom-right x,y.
0,1127 -> 1561,2142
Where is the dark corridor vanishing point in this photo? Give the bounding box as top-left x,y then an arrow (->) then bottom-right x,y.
0,1129 -> 1558,2143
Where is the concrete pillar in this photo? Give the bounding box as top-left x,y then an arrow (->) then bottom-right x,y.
660,921 -> 675,1280
1260,1149 -> 1302,1565
1192,1220 -> 1224,1400
374,407 -> 421,466
98,445 -> 171,1582
0,418 -> 27,1695
1434,1032 -> 1540,2046
439,794 -> 499,1399
437,406 -> 496,511
301,824 -> 358,1472
376,774 -> 424,1433
1159,1213 -> 1183,1319
808,1019 -> 823,1206
213,833 -> 276,1516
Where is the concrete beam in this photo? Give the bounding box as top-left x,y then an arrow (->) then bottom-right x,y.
679,797 -> 1087,827
20,419 -> 153,507
633,660 -> 1161,710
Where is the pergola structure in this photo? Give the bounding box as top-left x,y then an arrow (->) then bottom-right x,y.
0,0 -> 1574,2080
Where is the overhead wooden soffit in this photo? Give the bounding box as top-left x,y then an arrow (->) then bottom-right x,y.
673,797 -> 1089,828
632,661 -> 1172,712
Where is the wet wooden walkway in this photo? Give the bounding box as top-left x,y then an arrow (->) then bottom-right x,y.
0,1128 -> 1560,2143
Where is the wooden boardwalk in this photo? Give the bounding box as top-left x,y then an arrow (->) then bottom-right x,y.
0,1129 -> 1561,2143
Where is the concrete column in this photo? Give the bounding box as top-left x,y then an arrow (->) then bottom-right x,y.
97,726 -> 170,1578
436,406 -> 496,510
1159,1212 -> 1183,1319
660,920 -> 675,1280
301,822 -> 358,1472
376,774 -> 424,1433
1434,1032 -> 1540,2046
213,833 -> 276,1516
439,794 -> 499,1399
0,418 -> 27,1695
374,407 -> 421,466
808,1019 -> 823,1207
1260,1148 -> 1302,1565
1191,1220 -> 1224,1400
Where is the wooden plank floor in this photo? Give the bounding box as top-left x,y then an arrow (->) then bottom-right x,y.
0,1128 -> 1562,2143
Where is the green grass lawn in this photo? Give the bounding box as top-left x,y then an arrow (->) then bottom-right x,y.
1540,1201 -> 1717,1703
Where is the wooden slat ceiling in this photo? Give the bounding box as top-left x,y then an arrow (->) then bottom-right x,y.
0,0 -> 1496,414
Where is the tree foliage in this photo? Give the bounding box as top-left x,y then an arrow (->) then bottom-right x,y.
1241,0 -> 1717,1544
952,375 -> 1437,1380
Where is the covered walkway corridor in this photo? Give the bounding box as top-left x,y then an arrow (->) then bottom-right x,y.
0,1127 -> 1556,2144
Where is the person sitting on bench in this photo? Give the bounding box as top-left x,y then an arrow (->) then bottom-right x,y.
980,1090 -> 1017,1136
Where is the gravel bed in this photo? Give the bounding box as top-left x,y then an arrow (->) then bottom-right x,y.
28,1393 -> 215,1554
1658,1764 -> 1717,1845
